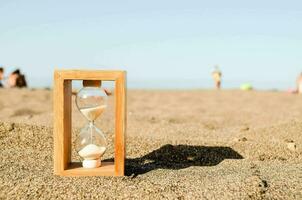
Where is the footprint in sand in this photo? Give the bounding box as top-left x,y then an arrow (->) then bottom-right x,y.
240,125 -> 250,132
149,116 -> 158,124
10,108 -> 41,118
203,122 -> 218,130
245,175 -> 269,198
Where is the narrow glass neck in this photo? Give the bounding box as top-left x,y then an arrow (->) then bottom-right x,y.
89,121 -> 94,127
89,121 -> 94,144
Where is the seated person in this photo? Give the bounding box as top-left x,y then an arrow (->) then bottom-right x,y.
7,69 -> 27,88
16,74 -> 27,88
7,69 -> 20,88
0,67 -> 4,87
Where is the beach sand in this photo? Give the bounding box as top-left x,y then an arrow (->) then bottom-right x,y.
0,88 -> 301,199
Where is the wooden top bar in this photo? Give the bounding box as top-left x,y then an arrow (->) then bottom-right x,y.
55,70 -> 125,81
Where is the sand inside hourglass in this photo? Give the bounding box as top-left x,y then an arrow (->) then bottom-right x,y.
78,144 -> 106,160
80,105 -> 107,121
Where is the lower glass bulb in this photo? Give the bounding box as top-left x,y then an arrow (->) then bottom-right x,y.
75,123 -> 107,168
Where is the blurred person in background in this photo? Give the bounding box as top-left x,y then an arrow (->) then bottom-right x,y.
297,72 -> 302,94
0,67 -> 4,87
7,69 -> 27,88
16,74 -> 27,88
212,65 -> 222,90
7,69 -> 20,88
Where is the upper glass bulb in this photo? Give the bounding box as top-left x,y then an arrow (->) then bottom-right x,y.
76,84 -> 108,122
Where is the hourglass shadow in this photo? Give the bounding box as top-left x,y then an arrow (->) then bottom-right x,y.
121,144 -> 243,177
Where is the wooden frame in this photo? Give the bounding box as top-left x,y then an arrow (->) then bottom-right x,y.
53,70 -> 126,176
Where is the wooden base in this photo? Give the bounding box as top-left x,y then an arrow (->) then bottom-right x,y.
60,162 -> 116,176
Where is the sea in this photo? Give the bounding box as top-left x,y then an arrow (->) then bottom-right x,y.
28,77 -> 294,91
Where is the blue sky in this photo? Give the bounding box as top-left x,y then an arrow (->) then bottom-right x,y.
0,0 -> 301,89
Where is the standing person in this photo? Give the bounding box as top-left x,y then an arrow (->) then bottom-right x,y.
297,72 -> 302,94
212,66 -> 222,90
0,67 -> 4,87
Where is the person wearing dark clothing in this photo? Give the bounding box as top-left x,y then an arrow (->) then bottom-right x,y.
16,74 -> 27,88
8,69 -> 27,88
0,67 -> 4,87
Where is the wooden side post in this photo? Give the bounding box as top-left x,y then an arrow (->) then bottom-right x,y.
53,72 -> 72,175
114,72 -> 126,176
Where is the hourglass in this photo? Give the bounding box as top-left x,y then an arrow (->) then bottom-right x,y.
75,80 -> 107,168
53,70 -> 126,176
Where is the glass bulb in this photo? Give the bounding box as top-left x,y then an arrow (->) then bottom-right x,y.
75,85 -> 108,168
76,87 -> 108,121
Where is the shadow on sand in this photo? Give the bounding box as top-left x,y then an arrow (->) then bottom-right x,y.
106,144 -> 244,177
